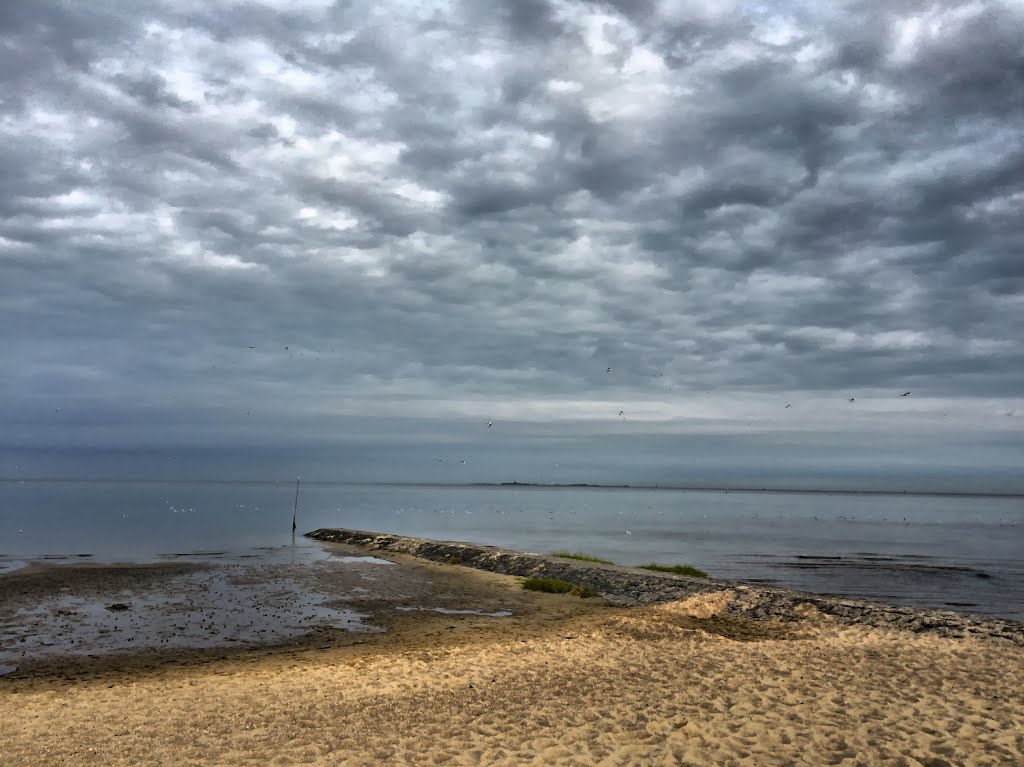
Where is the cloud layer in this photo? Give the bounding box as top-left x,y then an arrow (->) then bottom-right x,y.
1,0 -> 1022,484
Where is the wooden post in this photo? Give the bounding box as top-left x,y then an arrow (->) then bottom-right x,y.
292,477 -> 300,534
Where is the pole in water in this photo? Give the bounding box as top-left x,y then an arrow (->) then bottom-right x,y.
292,477 -> 300,534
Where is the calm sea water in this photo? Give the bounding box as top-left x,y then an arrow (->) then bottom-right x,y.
1,481 -> 1021,621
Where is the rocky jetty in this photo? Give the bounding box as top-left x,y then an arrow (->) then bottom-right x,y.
307,528 -> 1024,646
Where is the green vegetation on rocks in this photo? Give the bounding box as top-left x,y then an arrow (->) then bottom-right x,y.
637,563 -> 708,578
549,551 -> 615,565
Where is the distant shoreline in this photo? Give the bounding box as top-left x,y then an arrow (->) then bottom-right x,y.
1,476 -> 1022,499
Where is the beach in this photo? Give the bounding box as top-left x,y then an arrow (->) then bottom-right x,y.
1,539 -> 1022,766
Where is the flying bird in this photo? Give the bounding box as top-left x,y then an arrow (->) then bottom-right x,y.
785,403 -> 791,408
487,421 -> 493,427
618,410 -> 624,416
900,392 -> 911,397
848,398 -> 855,403
606,367 -> 612,373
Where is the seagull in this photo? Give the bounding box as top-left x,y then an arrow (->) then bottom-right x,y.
606,367 -> 612,373
618,410 -> 624,416
785,403 -> 791,408
487,422 -> 493,427
1006,411 -> 1016,417
284,346 -> 289,351
900,391 -> 911,397
248,346 -> 255,349
848,398 -> 855,403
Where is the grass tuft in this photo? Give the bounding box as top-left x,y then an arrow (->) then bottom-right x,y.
637,563 -> 708,578
520,578 -> 599,598
549,551 -> 614,565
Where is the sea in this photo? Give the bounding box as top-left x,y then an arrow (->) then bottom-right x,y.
1,481 -> 1022,621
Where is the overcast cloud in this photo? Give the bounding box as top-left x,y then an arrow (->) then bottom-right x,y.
1,0 -> 1022,489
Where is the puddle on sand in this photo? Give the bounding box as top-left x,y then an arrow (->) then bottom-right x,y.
3,542 -> 337,573
1,554 -> 93,570
0,563 -> 384,665
396,607 -> 513,618
330,556 -> 394,566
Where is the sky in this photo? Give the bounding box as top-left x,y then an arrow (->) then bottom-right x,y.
1,0 -> 1022,491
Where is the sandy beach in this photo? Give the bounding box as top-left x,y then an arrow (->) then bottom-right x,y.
2,545 -> 1022,767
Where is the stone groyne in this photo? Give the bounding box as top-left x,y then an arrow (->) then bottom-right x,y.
307,528 -> 1024,646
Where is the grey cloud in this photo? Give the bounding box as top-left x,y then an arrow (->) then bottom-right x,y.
246,122 -> 282,141
0,1 -> 135,73
111,73 -> 199,112
1,0 -> 1022,487
461,0 -> 571,44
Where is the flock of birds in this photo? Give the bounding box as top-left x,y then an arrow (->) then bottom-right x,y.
428,383 -> 1002,464
41,345 -> 1016,476
50,344 -> 1019,426
226,346 -> 1022,466
33,341 -> 1018,429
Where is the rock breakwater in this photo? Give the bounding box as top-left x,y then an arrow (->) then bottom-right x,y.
307,528 -> 1024,646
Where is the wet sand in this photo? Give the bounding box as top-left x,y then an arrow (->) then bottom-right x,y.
1,545 -> 1022,766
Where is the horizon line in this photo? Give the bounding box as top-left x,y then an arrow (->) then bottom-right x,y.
1,477 -> 1022,499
